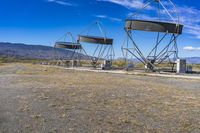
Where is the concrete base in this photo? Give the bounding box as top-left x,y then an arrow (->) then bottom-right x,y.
101,60 -> 112,70
176,59 -> 186,74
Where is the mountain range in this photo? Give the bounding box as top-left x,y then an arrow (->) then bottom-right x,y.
0,42 -> 200,64
0,42 -> 87,60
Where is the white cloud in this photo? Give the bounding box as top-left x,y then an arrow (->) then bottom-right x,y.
127,13 -> 159,21
97,0 -> 153,10
183,46 -> 200,51
175,6 -> 200,39
94,15 -> 122,22
47,0 -> 76,6
97,0 -> 200,39
143,4 -> 200,39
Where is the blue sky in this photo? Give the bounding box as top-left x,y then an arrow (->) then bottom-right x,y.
0,0 -> 200,57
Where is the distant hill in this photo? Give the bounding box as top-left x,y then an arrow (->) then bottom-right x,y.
0,42 -> 88,60
0,42 -> 199,64
184,57 -> 200,64
116,57 -> 200,64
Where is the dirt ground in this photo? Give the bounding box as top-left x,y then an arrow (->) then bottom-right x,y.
0,63 -> 200,133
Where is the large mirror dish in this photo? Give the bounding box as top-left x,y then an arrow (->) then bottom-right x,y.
78,35 -> 113,45
125,19 -> 183,34
55,42 -> 82,49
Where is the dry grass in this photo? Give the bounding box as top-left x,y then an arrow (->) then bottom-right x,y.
190,64 -> 200,72
0,63 -> 200,133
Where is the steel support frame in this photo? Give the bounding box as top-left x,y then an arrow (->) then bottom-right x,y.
122,0 -> 180,71
122,29 -> 179,71
54,32 -> 87,65
79,21 -> 115,68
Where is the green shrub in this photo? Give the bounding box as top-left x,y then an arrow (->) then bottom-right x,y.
112,60 -> 127,67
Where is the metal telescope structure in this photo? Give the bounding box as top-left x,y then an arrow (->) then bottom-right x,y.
54,32 -> 86,64
78,21 -> 115,68
122,0 -> 183,71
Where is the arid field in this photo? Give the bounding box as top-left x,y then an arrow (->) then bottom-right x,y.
0,63 -> 200,133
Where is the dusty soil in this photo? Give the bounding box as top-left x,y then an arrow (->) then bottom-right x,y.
0,63 -> 200,133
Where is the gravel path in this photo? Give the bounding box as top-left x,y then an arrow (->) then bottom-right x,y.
0,63 -> 200,133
